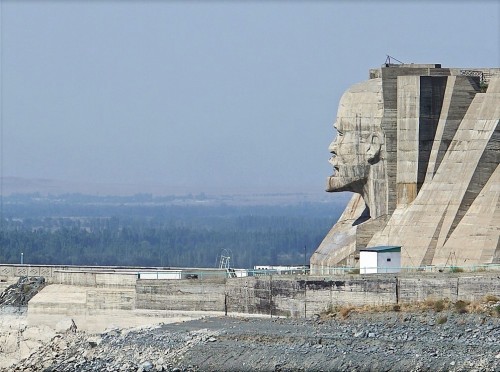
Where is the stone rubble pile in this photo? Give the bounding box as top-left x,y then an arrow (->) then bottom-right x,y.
11,322 -> 219,372
9,310 -> 500,372
0,276 -> 46,307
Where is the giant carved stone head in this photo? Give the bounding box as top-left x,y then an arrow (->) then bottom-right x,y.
326,78 -> 386,217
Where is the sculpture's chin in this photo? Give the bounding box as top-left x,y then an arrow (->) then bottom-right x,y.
326,176 -> 348,192
326,176 -> 364,193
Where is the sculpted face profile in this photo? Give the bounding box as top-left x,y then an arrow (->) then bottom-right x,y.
326,78 -> 387,218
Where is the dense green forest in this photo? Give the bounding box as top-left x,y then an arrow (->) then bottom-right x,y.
0,193 -> 346,268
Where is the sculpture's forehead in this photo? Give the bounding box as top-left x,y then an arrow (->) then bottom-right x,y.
345,78 -> 382,95
337,78 -> 383,127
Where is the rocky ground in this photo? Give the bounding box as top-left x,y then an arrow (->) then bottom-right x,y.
0,276 -> 46,307
5,303 -> 500,372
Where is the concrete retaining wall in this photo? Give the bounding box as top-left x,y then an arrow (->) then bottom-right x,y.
135,278 -> 226,311
11,267 -> 500,320
135,273 -> 500,318
397,274 -> 500,303
28,285 -> 146,333
28,285 -> 136,315
223,276 -> 397,317
52,271 -> 137,288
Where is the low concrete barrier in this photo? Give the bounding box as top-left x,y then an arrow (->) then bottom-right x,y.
14,268 -> 500,322
136,272 -> 500,318
136,277 -> 226,311
52,271 -> 137,288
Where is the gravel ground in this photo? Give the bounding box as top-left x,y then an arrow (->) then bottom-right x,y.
8,309 -> 500,372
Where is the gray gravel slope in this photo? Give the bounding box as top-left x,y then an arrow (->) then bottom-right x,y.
10,311 -> 500,372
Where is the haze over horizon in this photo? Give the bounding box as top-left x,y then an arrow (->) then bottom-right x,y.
0,1 -> 498,196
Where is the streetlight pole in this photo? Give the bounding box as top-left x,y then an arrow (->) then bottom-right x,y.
304,245 -> 306,274
304,245 -> 307,318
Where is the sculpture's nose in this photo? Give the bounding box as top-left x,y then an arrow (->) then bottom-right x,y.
328,140 -> 337,155
328,140 -> 338,167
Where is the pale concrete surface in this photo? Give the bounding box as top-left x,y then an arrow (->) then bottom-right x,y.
0,308 -> 56,370
369,77 -> 499,266
27,284 -> 185,332
311,194 -> 367,270
27,284 -> 271,333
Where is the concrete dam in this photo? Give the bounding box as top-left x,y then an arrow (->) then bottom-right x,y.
2,264 -> 499,333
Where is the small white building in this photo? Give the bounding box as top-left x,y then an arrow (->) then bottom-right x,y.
359,246 -> 401,274
137,270 -> 182,280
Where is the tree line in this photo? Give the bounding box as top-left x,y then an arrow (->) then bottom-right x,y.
0,199 -> 344,268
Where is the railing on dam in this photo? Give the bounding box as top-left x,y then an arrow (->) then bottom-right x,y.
1,263 -> 500,281
310,264 -> 500,276
134,264 -> 500,279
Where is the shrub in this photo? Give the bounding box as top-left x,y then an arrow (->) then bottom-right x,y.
339,306 -> 354,319
392,304 -> 401,312
450,266 -> 464,273
22,284 -> 31,294
454,300 -> 469,314
322,304 -> 335,315
436,316 -> 448,325
485,295 -> 499,303
434,300 -> 446,312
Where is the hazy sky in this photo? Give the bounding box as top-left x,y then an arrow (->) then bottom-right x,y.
1,1 -> 498,195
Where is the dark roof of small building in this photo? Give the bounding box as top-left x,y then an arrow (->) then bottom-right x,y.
360,245 -> 401,253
